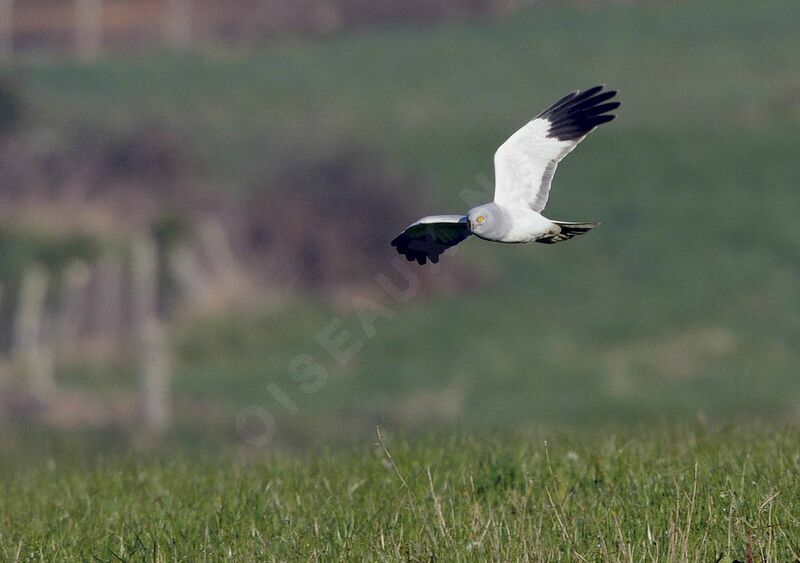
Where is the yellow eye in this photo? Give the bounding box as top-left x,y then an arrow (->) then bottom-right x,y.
477,216 -> 485,223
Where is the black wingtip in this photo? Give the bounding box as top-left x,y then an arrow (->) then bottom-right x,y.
538,85 -> 620,141
392,232 -> 437,266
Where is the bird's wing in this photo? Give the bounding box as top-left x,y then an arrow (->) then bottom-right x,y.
493,85 -> 619,213
391,215 -> 471,265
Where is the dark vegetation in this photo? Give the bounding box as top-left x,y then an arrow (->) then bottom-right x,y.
0,74 -> 450,297
244,149 -> 476,291
0,75 -> 23,135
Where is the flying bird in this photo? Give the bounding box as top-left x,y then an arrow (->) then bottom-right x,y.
391,85 -> 619,265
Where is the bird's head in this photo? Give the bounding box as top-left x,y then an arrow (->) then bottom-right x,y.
467,203 -> 502,237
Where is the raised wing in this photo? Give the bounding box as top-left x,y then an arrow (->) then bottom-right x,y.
493,85 -> 619,213
391,215 -> 471,265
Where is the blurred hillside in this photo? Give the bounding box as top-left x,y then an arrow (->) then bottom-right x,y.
5,0 -> 518,55
0,0 -> 798,453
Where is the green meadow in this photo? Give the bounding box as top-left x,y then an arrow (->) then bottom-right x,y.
3,427 -> 799,561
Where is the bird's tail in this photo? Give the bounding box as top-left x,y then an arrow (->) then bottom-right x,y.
537,221 -> 599,244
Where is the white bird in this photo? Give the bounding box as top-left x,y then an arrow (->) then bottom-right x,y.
391,85 -> 619,264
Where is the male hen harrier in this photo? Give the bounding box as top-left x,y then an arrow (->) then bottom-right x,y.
392,85 -> 619,265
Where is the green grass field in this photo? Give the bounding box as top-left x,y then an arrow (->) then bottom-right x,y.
3,427 -> 799,561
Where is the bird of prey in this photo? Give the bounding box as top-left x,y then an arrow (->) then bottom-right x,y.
391,85 -> 619,265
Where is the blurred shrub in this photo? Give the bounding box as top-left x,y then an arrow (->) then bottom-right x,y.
0,227 -> 100,283
238,146 -> 482,296
95,126 -> 185,188
0,112 -> 474,305
0,75 -> 23,136
0,227 -> 102,352
243,147 -> 421,289
0,121 -> 196,228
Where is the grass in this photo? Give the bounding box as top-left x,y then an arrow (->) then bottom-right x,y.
2,425 -> 799,561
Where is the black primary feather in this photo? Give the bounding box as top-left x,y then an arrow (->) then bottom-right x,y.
537,85 -> 620,141
391,220 -> 470,265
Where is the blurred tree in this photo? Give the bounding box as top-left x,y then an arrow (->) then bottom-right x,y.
132,233 -> 171,433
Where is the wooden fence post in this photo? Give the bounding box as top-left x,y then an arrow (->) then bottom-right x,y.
0,283 -> 5,387
198,219 -> 254,303
13,265 -> 56,398
131,234 -> 171,433
75,0 -> 103,62
0,0 -> 13,62
169,242 -> 215,311
164,0 -> 192,51
93,255 -> 123,356
56,260 -> 91,360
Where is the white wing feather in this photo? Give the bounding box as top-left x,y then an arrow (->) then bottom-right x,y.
492,86 -> 619,213
493,118 -> 578,213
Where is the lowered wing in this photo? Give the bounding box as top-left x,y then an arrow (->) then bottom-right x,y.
493,85 -> 619,213
391,215 -> 471,265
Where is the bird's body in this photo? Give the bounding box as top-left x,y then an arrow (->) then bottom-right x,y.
504,210 -> 553,244
391,85 -> 619,264
469,203 -> 555,244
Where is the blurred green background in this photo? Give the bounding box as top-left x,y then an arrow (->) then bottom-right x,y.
0,0 -> 798,457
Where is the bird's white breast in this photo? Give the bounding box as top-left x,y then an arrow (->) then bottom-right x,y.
496,206 -> 554,243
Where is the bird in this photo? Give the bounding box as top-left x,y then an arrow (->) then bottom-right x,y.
391,85 -> 619,265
